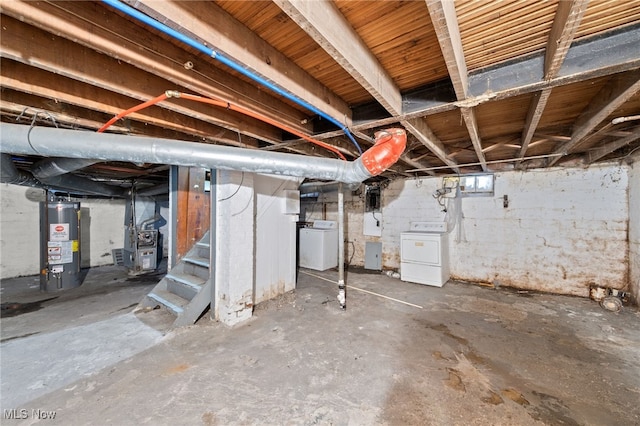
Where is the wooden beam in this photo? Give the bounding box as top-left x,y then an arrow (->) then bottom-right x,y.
274,0 -> 402,115
273,1 -> 448,173
517,1 -> 587,166
1,61 -> 261,148
544,0 -> 589,79
584,127 -> 640,164
518,88 -> 553,161
402,118 -> 460,173
0,0 -> 313,136
548,69 -> 640,166
128,0 -> 352,127
0,16 -> 286,144
459,107 -> 488,171
426,0 -> 468,99
425,1 -> 484,171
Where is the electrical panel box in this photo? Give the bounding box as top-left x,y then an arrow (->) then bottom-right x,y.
364,242 -> 382,270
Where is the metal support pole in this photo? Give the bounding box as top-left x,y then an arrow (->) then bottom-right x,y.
337,183 -> 346,310
209,169 -> 217,320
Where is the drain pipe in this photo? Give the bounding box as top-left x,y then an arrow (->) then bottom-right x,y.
101,0 -> 363,155
337,183 -> 346,309
0,124 -> 406,184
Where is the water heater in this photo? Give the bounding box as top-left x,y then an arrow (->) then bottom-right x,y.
40,200 -> 81,291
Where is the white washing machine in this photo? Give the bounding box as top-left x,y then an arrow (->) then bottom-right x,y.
400,222 -> 450,287
299,220 -> 338,271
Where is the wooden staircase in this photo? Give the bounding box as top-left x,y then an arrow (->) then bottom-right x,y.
138,231 -> 212,328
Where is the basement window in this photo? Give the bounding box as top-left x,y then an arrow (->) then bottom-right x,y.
460,174 -> 494,196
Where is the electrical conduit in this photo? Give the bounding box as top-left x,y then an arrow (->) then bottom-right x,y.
101,0 -> 363,155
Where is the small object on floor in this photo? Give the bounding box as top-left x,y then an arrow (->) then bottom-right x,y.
600,296 -> 623,313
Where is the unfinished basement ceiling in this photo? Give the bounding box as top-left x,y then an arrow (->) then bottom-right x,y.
1,0 -> 639,187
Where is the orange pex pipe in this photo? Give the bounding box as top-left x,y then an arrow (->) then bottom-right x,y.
97,91 -> 347,160
178,93 -> 347,161
97,93 -> 169,133
360,128 -> 407,176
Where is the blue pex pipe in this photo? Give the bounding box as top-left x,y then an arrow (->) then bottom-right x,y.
102,0 -> 363,155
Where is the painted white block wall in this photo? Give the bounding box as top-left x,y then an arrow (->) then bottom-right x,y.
629,160 -> 640,305
0,184 -> 125,278
303,165 -> 630,298
254,175 -> 302,304
214,170 -> 255,326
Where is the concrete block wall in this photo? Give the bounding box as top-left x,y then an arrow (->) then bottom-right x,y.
303,165 -> 630,298
629,160 -> 640,305
214,170 -> 255,326
0,184 -> 125,278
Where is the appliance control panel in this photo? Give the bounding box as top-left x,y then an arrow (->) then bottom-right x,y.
409,221 -> 447,233
313,220 -> 337,230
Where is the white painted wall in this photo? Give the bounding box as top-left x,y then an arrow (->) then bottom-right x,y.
303,165 -> 630,298
214,171 -> 304,326
629,160 -> 640,305
0,184 -> 126,278
79,197 -> 127,268
254,174 -> 302,304
214,170 -> 255,325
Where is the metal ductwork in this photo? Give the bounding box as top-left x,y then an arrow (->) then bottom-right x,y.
37,173 -> 126,197
0,124 -> 406,184
2,152 -> 124,197
299,181 -> 360,194
1,153 -> 43,187
31,157 -> 100,179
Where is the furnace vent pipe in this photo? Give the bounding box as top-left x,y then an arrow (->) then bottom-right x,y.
0,124 -> 405,184
101,0 -> 363,155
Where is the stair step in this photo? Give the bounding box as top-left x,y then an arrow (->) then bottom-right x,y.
147,290 -> 186,314
196,241 -> 210,249
183,255 -> 210,268
166,272 -> 205,301
166,272 -> 205,289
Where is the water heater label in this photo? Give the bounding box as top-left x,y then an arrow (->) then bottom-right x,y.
50,223 -> 70,241
48,241 -> 73,264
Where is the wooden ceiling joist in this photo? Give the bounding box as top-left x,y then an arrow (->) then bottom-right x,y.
1,61 -> 263,149
274,0 -> 402,116
519,0 -> 588,164
549,69 -> 640,166
402,118 -> 460,173
127,0 -> 353,128
273,0 -> 443,173
0,16 -> 286,145
426,0 -> 485,171
426,0 -> 468,99
544,0 -> 589,79
0,0 -> 312,136
584,127 -> 640,164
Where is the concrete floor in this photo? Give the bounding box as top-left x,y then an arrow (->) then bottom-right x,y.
1,264 -> 639,425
